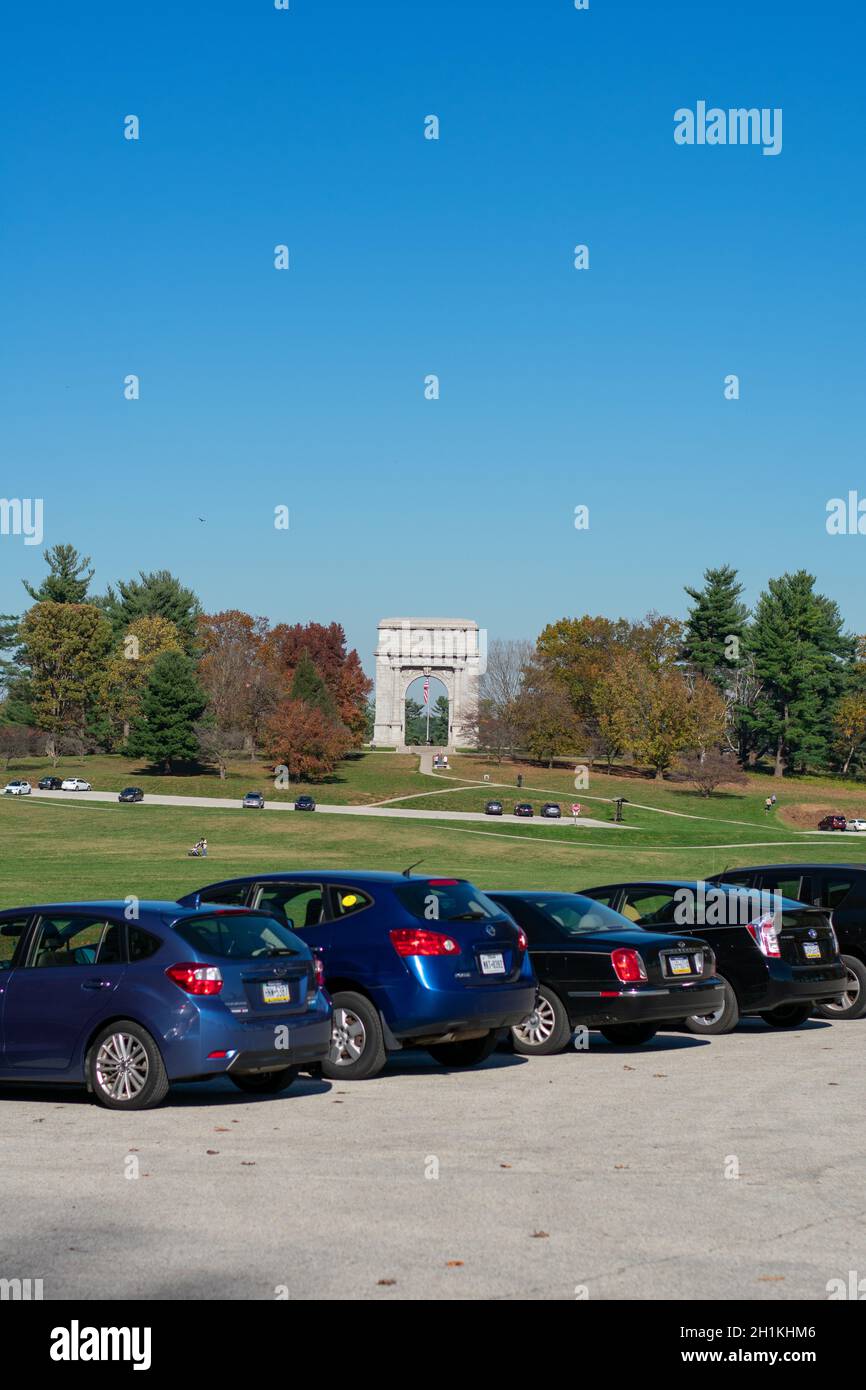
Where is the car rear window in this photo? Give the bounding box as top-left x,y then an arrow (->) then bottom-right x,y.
502,894 -> 631,936
393,880 -> 504,922
173,912 -> 305,958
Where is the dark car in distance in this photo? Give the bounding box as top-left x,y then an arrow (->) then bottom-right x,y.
819,815 -> 847,832
707,863 -> 866,1020
580,879 -> 846,1034
487,891 -> 724,1052
484,799 -> 503,816
179,872 -> 536,1080
514,802 -> 534,818
540,802 -> 562,819
294,796 -> 316,812
118,786 -> 144,803
38,776 -> 63,791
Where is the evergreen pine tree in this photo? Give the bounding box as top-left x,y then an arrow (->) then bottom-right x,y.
682,565 -> 749,686
127,651 -> 207,771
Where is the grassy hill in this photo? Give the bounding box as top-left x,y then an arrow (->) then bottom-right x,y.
2,746 -> 866,909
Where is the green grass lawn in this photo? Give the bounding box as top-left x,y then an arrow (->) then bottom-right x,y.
0,749 -> 424,805
3,768 -> 866,909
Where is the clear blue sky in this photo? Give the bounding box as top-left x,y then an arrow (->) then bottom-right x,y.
3,0 -> 865,674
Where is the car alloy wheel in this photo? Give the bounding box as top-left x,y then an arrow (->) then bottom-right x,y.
822,967 -> 860,1013
514,997 -> 556,1047
816,955 -> 866,1020
329,1007 -> 366,1066
94,1031 -> 149,1102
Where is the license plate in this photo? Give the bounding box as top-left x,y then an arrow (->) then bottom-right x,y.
668,954 -> 691,976
262,980 -> 292,1004
803,941 -> 822,960
479,952 -> 505,975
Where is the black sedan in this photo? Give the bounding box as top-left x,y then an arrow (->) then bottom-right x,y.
294,795 -> 316,812
513,802 -> 533,818
487,891 -> 724,1052
118,786 -> 144,803
38,776 -> 63,791
580,879 -> 846,1034
485,799 -> 503,815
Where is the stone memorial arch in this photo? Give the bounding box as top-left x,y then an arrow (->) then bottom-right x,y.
373,617 -> 482,749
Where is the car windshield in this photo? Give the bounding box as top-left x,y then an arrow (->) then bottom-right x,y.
393,880 -> 504,922
506,894 -> 632,936
173,911 -> 304,958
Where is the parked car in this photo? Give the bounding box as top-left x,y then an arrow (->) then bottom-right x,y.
38,776 -> 63,791
484,799 -> 503,815
179,872 -> 537,1080
487,891 -> 723,1053
845,819 -> 866,833
707,863 -> 866,1021
242,791 -> 265,809
514,802 -> 534,818
294,795 -> 316,812
60,778 -> 91,792
2,780 -> 31,796
579,879 -> 845,1034
540,802 -> 562,819
0,901 -> 332,1109
118,787 -> 144,803
819,814 -> 847,831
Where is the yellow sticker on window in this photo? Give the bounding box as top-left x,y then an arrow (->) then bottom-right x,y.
341,893 -> 359,908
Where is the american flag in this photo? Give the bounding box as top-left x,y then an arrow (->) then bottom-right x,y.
422,678 -> 430,705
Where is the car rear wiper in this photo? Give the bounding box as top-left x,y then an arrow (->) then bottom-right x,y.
445,911 -> 490,922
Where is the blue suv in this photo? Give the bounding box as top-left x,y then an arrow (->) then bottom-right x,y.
180,872 -> 537,1079
0,901 -> 332,1109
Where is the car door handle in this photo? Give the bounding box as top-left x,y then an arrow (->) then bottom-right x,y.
81,978 -> 113,990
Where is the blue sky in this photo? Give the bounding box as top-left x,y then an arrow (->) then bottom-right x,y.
2,0 -> 865,673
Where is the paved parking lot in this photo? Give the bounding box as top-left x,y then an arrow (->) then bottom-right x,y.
1,1018 -> 862,1301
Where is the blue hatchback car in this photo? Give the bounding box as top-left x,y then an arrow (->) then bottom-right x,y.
0,901 -> 332,1109
179,872 -> 537,1079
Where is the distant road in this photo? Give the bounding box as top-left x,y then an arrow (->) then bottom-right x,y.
25,788 -> 627,830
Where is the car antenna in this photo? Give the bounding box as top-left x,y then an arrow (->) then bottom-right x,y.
402,860 -> 424,878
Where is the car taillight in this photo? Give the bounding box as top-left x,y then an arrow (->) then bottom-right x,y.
828,916 -> 839,952
745,915 -> 781,958
166,962 -> 223,995
611,947 -> 647,983
516,928 -> 528,952
390,929 -> 461,957
313,955 -> 326,988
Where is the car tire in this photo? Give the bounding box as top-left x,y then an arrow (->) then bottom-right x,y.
87,1020 -> 169,1110
322,992 -> 387,1080
511,986 -> 572,1055
815,955 -> 866,1021
683,976 -> 740,1035
760,1003 -> 813,1028
229,1066 -> 299,1094
427,1031 -> 499,1068
598,1022 -> 658,1046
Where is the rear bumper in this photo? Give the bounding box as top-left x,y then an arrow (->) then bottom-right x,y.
565,978 -> 725,1028
169,1009 -> 333,1080
742,960 -> 847,1014
389,982 -> 538,1043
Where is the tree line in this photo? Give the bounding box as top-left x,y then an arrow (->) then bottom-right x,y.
478,566 -> 864,785
0,544 -> 371,779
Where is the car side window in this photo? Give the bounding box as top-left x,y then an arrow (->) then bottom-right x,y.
329,887 -> 373,920
26,917 -> 119,969
760,875 -> 807,904
129,927 -> 162,961
199,882 -> 251,907
621,891 -> 675,925
821,877 -> 855,911
584,890 -> 618,908
253,883 -> 325,930
0,917 -> 31,970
